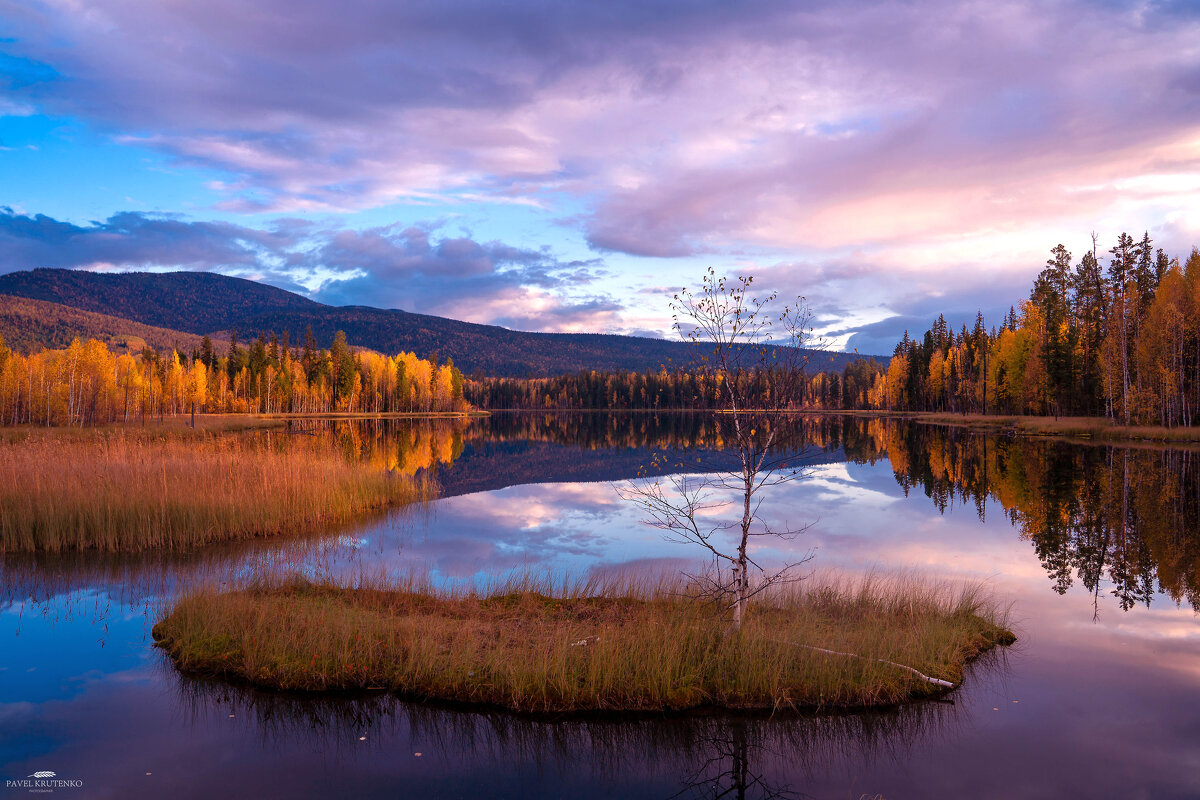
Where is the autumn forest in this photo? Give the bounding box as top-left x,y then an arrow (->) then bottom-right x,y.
861,235 -> 1200,425
0,327 -> 467,426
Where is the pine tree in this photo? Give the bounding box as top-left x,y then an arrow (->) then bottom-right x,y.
1109,232 -> 1136,423
302,326 -> 319,384
226,332 -> 245,385
1033,244 -> 1076,415
1073,249 -> 1105,414
199,335 -> 216,370
329,330 -> 356,407
1133,231 -> 1156,313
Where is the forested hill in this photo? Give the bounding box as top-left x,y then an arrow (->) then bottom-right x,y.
0,294 -> 218,355
0,268 -> 318,333
0,268 -> 871,376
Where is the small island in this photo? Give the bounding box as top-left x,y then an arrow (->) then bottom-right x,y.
152,575 -> 1014,714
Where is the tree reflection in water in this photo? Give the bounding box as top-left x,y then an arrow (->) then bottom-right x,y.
5,413 -> 1196,798
854,420 -> 1200,615
8,413 -> 1196,622
410,411 -> 1200,618
169,667 -> 987,800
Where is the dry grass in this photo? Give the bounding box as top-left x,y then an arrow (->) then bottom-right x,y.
1010,415 -> 1200,442
152,573 -> 1015,713
0,414 -> 290,442
816,410 -> 1200,443
0,429 -> 435,553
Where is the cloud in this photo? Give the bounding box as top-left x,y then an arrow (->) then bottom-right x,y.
0,208 -> 623,333
4,0 -> 1197,241
712,250 -> 1042,355
0,208 -> 284,271
308,223 -> 619,330
2,0 -> 1200,352
0,204 -> 1190,354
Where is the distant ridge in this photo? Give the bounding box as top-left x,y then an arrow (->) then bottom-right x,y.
0,293 -> 220,355
0,268 -> 880,376
0,268 -> 316,333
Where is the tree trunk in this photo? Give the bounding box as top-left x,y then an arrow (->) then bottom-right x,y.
730,471 -> 753,633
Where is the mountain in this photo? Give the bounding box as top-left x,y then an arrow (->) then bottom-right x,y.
0,268 -> 880,376
0,294 -> 220,355
0,268 -> 317,333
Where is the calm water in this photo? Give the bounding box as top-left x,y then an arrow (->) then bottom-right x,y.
3,413 -> 1199,799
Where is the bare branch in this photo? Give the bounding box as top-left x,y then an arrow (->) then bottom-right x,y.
624,269 -> 828,631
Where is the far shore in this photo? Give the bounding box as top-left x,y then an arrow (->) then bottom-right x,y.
801,409 -> 1200,445
10,405 -> 1196,445
473,406 -> 1200,445
259,410 -> 490,421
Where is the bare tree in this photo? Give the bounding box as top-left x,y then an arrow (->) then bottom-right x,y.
619,269 -> 824,632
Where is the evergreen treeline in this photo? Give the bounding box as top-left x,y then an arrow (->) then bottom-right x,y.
860,237 -> 1200,425
0,327 -> 466,427
466,364 -> 876,411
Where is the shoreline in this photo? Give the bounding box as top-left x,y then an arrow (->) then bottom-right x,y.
0,410 -> 487,437
9,406 -> 1195,445
260,410 -> 489,421
809,409 -> 1200,445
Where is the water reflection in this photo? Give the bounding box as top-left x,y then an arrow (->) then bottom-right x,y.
855,420 -> 1200,613
4,413 -> 1200,798
166,669 -> 976,800
7,414 -> 1200,621
282,416 -> 468,476
243,414 -> 1200,618
302,412 -> 848,495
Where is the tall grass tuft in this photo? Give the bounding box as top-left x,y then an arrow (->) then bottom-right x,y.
153,572 -> 1015,713
0,430 -> 435,553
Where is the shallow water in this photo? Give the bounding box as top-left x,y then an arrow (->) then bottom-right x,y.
2,413 -> 1199,799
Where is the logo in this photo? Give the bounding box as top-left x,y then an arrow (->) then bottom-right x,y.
5,769 -> 84,793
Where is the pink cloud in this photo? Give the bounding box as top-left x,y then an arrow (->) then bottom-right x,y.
4,0 -> 1199,346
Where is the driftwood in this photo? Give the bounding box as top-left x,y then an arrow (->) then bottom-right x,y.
565,633 -> 957,689
789,643 -> 955,688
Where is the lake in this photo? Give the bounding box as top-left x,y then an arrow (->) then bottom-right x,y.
2,412 -> 1198,799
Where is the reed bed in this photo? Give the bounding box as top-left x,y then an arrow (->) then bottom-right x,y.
0,430 -> 435,553
152,572 -> 1015,713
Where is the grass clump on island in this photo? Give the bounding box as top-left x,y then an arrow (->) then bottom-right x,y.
0,429 -> 434,553
152,573 -> 1015,713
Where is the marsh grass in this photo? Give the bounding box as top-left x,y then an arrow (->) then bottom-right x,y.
805,409 -> 1200,443
0,415 -> 288,442
898,411 -> 1200,443
152,572 -> 1015,713
0,429 -> 435,553
1010,415 -> 1200,442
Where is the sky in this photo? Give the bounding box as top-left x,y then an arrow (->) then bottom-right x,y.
1,0 -> 1199,355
